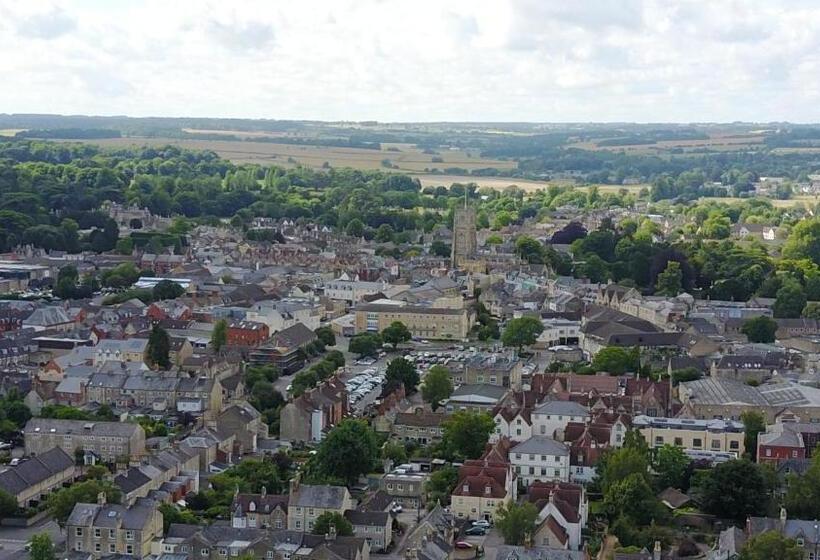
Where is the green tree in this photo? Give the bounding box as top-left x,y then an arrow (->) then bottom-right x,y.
783,217 -> 820,266
441,410 -> 495,460
784,453 -> 820,519
655,261 -> 683,296
803,301 -> 820,319
385,357 -> 420,393
425,465 -> 458,505
742,411 -> 766,461
381,440 -> 408,465
0,489 -> 18,518
696,459 -> 770,522
382,321 -> 412,349
349,333 -> 382,358
591,346 -> 640,375
28,534 -> 55,560
375,223 -> 394,242
345,218 -> 365,237
603,473 -> 662,525
314,326 -> 336,347
211,319 -> 228,352
739,531 -> 802,560
48,480 -> 121,525
501,316 -> 544,352
152,279 -> 185,301
147,325 -> 171,369
314,419 -> 379,486
421,365 -> 453,411
652,445 -> 690,491
774,279 -> 807,318
115,237 -> 134,255
741,316 -> 778,343
515,236 -> 544,264
312,511 -> 353,536
430,240 -> 450,258
495,501 -> 538,545
597,445 -> 649,495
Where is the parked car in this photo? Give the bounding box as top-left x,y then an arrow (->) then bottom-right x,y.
464,526 -> 487,536
471,519 -> 491,528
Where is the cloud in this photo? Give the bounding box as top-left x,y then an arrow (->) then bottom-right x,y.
207,19 -> 275,52
0,0 -> 819,122
15,7 -> 76,39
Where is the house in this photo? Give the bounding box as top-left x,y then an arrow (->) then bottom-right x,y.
66,496 -> 163,558
287,476 -> 354,532
279,377 -> 347,443
344,510 -> 392,552
354,301 -> 473,340
249,323 -> 318,374
531,401 -> 589,440
463,353 -> 523,390
218,402 -> 268,455
0,447 -> 77,508
24,418 -> 146,463
446,384 -> 509,413
227,321 -> 270,347
245,299 -> 323,333
390,409 -> 445,445
491,405 -> 533,443
380,464 -> 428,510
757,420 -> 820,465
23,306 -> 75,332
178,428 -> 236,472
732,223 -> 777,241
231,489 -> 288,529
564,422 -> 612,483
527,481 -> 588,550
510,436 -> 570,486
93,339 -> 148,365
450,457 -> 516,522
633,415 -> 745,458
496,546 -> 585,560
744,508 -> 820,560
402,504 -> 454,560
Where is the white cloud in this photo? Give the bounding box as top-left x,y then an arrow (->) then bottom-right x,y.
0,0 -> 819,122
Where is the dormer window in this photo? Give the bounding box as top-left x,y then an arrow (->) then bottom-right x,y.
484,486 -> 492,495
249,502 -> 256,512
797,537 -> 805,547
463,484 -> 469,492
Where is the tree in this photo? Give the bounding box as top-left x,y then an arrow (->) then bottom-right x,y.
785,453 -> 820,519
314,419 -> 379,485
115,237 -> 134,255
314,326 -> 336,347
652,445 -> 690,491
48,480 -> 121,524
425,465 -> 458,505
803,301 -> 820,319
742,411 -> 766,461
211,319 -> 228,352
597,445 -> 649,495
655,260 -> 682,296
158,503 -> 200,532
312,511 -> 353,537
501,316 -> 544,352
147,325 -> 171,369
421,365 -> 453,411
375,223 -> 394,242
591,346 -> 640,375
349,333 -> 382,358
603,473 -> 662,525
53,265 -> 79,299
385,357 -> 420,393
741,316 -> 778,343
515,236 -> 544,264
495,501 -> 538,545
381,440 -> 408,466
774,279 -> 807,318
696,459 -> 770,521
430,240 -> 450,257
28,534 -> 55,560
441,410 -> 495,460
739,531 -> 802,560
382,321 -> 412,349
0,489 -> 18,518
152,279 -> 185,301
345,218 -> 365,237
783,217 -> 820,266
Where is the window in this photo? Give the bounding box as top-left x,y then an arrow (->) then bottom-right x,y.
94,528 -> 101,538
95,544 -> 101,553
729,441 -> 739,450
797,537 -> 804,546
75,528 -> 83,537
267,553 -> 275,559
125,531 -> 134,541
75,543 -> 83,552
109,529 -> 115,539
126,545 -> 134,555
766,448 -> 772,457
655,436 -> 663,446
693,438 -> 702,449
554,469 -> 560,477
674,437 -> 683,446
220,549 -> 227,556
201,549 -> 210,556
295,521 -> 301,529
109,544 -> 116,553
711,440 -> 720,450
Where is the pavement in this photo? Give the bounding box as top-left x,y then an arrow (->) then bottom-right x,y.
0,519 -> 63,560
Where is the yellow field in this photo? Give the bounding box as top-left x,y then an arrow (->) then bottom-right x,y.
0,129 -> 24,137
72,136 -> 516,173
570,133 -> 765,154
700,196 -> 818,208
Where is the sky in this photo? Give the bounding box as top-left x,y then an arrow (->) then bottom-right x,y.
2,0 -> 820,123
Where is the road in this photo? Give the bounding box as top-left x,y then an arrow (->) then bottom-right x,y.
0,519 -> 63,560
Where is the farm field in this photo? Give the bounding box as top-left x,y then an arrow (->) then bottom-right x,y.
700,195 -> 819,208
570,133 -> 766,154
58,136 -> 517,173
416,174 -> 648,193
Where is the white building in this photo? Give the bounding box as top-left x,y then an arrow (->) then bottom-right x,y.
324,276 -> 387,304
531,401 -> 589,440
510,436 -> 570,486
245,299 -> 322,333
537,319 -> 581,346
492,408 -> 533,443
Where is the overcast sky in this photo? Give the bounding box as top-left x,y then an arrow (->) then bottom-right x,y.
2,0 -> 820,123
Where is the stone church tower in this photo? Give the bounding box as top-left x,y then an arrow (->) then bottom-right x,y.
451,202 -> 477,267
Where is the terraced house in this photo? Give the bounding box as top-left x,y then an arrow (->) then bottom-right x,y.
66,496 -> 162,558
0,447 -> 77,508
24,418 -> 146,463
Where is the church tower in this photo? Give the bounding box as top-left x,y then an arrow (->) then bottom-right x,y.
451,199 -> 477,267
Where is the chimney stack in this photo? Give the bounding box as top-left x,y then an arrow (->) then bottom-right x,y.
97,491 -> 107,505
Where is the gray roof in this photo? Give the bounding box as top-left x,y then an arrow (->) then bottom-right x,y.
0,447 -> 74,496
67,500 -> 157,530
290,484 -> 349,509
511,436 -> 569,456
533,400 -> 588,417
450,384 -> 508,401
24,306 -> 71,327
496,546 -> 585,560
344,509 -> 390,526
25,418 -> 142,438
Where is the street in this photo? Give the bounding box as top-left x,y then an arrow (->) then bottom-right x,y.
0,520 -> 63,560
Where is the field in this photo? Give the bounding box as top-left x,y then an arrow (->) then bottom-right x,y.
0,129 -> 24,137
417,174 -> 648,194
570,132 -> 766,154
68,136 -> 517,173
700,195 -> 819,208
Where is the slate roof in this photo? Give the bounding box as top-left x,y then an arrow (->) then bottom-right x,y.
511,436 -> 569,456
344,509 -> 390,526
25,418 -> 141,438
290,484 -> 349,509
0,447 -> 74,496
532,400 -> 588,417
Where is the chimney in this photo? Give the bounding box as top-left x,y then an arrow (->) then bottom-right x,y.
289,472 -> 301,496
261,486 -> 267,497
653,540 -> 661,560
97,491 -> 107,505
780,506 -> 787,530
